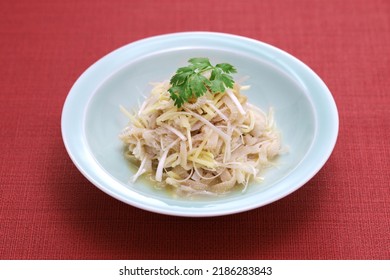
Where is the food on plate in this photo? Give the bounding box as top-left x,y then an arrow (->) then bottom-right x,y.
120,58 -> 281,196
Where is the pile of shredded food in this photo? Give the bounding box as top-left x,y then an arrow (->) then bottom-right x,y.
119,81 -> 282,197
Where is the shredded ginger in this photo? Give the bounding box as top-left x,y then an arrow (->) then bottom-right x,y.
119,81 -> 281,196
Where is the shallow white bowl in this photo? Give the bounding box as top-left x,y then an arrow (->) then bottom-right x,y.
61,32 -> 338,217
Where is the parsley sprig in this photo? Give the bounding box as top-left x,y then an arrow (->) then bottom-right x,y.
168,58 -> 237,108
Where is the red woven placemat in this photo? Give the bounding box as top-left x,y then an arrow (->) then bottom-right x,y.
0,0 -> 389,259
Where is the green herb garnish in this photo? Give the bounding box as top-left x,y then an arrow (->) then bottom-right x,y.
168,57 -> 237,108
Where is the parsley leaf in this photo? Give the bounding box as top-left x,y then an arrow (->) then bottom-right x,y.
168,57 -> 237,108
216,63 -> 236,73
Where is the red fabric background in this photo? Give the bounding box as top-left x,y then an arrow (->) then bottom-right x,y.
0,0 -> 389,260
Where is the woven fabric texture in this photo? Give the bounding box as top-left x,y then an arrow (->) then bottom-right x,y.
0,0 -> 389,259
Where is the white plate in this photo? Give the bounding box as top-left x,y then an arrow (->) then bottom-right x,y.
61,32 -> 338,217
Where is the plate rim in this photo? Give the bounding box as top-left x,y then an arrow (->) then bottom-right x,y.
61,31 -> 339,217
